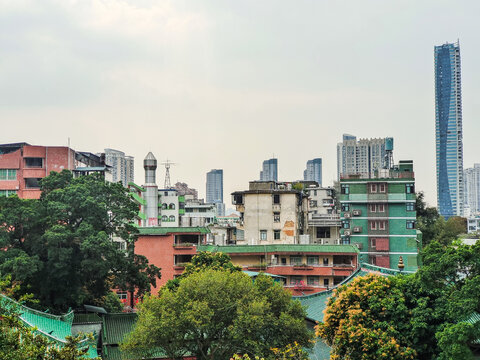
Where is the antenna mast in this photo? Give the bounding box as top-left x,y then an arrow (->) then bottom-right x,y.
161,159 -> 176,188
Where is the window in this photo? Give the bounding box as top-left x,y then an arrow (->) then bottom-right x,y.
379,221 -> 386,230
379,183 -> 386,193
341,185 -> 349,195
370,238 -> 377,249
164,191 -> 169,196
117,291 -> 128,300
370,204 -> 376,212
0,169 -> 16,180
0,190 -> 17,197
323,258 -> 329,266
24,158 -> 43,168
378,204 -> 385,212
406,220 -> 416,229
260,230 -> 267,241
273,230 -> 281,240
162,203 -> 167,209
316,227 -> 331,238
342,220 -> 350,229
341,203 -> 350,212
273,212 -> 280,222
314,190 -> 317,196
370,184 -> 377,193
290,276 -> 303,285
290,256 -> 302,265
323,278 -> 329,287
161,215 -> 168,222
281,257 -> 287,265
310,200 -> 317,207
25,178 -> 41,188
273,194 -> 280,204
370,221 -> 377,230
169,203 -> 175,209
307,276 -> 319,286
406,184 -> 415,194
307,256 -> 319,265
169,215 -> 175,222
406,203 -> 415,211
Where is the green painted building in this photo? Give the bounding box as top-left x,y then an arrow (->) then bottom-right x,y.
339,160 -> 421,271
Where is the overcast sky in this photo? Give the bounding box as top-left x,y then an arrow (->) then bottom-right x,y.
1,0 -> 479,208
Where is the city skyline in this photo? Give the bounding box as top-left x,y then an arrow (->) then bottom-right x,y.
2,1 -> 480,206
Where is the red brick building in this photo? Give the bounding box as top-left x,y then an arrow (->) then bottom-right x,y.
0,142 -> 75,199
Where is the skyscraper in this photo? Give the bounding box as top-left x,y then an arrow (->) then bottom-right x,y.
259,158 -> 278,182
206,169 -> 225,216
464,164 -> 480,215
336,135 -> 390,180
435,41 -> 464,218
303,158 -> 322,186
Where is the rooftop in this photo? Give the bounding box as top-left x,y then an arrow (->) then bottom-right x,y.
138,227 -> 210,235
197,244 -> 359,254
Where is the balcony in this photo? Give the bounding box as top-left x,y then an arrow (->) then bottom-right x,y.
173,243 -> 195,250
308,214 -> 340,227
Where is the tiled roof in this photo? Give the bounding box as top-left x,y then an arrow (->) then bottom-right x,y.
197,244 -> 359,254
138,227 -> 210,235
128,182 -> 146,192
102,313 -> 138,345
0,294 -> 98,358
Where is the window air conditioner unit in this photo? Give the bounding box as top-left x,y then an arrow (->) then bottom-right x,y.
344,212 -> 351,218
353,226 -> 362,233
344,230 -> 351,236
352,209 -> 362,216
354,242 -> 363,249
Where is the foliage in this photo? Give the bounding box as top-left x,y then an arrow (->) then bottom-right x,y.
316,274 -> 416,360
0,170 -> 161,312
415,191 -> 440,246
232,342 -> 310,360
122,270 -> 313,360
318,241 -> 480,359
165,251 -> 241,291
97,291 -> 124,313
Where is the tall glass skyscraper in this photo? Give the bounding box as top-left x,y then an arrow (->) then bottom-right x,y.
435,41 -> 464,218
259,158 -> 278,182
303,158 -> 322,186
206,169 -> 225,216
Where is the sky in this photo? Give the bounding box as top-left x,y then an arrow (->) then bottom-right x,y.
1,0 -> 480,209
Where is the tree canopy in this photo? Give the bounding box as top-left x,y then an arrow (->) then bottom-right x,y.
317,241 -> 480,360
122,270 -> 313,360
0,170 -> 160,312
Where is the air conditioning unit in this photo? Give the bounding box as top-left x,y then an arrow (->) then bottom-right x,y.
344,230 -> 351,236
344,212 -> 352,218
354,242 -> 363,249
352,209 -> 362,216
353,226 -> 362,233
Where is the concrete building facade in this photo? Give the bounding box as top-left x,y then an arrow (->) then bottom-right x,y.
339,160 -> 421,271
0,142 -> 75,199
232,181 -> 308,245
464,164 -> 480,215
103,148 -> 134,187
336,134 -> 392,180
435,41 -> 464,218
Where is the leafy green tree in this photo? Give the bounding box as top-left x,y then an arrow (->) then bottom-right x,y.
122,270 -> 313,360
165,251 -> 241,291
317,274 -> 416,360
415,191 -> 440,246
0,170 -> 160,312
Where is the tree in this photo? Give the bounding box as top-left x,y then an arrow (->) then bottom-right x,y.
122,270 -> 313,360
316,274 -> 416,360
165,251 -> 241,291
0,171 -> 160,312
415,191 -> 440,246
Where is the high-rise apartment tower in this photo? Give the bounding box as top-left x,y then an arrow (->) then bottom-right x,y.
464,164 -> 480,215
434,41 -> 464,217
104,148 -> 134,187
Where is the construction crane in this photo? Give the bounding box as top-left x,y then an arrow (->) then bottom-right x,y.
160,159 -> 176,189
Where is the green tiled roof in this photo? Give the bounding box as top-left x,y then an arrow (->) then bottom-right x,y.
137,211 -> 146,220
102,313 -> 138,345
0,294 -> 98,358
197,244 -> 359,254
128,182 -> 145,192
138,227 -> 210,235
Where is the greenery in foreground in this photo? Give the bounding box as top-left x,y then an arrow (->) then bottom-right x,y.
317,241 -> 480,360
0,170 -> 161,313
122,252 -> 313,360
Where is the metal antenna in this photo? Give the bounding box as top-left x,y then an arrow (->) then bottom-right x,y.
160,159 -> 176,188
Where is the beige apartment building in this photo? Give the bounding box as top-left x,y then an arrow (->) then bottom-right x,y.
232,181 -> 308,245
